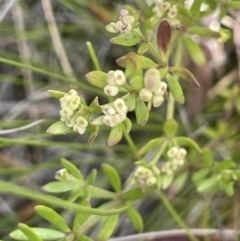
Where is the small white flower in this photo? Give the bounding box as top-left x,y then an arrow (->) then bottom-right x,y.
152,95 -> 164,107
104,85 -> 119,96
103,115 -> 115,127
152,6 -> 163,18
102,106 -> 116,116
139,88 -> 153,102
55,168 -> 68,180
75,116 -> 88,128
73,124 -> 86,134
107,71 -> 116,85
114,70 -> 126,86
61,106 -> 74,119
112,113 -> 126,124
177,148 -> 187,159
169,19 -> 181,28
167,147 -> 179,158
115,21 -> 124,32
113,98 -> 128,114
168,5 -> 178,19
134,166 -> 146,177
64,89 -> 78,102
66,117 -> 75,128
68,96 -> 80,110
159,2 -> 171,12
146,176 -> 157,186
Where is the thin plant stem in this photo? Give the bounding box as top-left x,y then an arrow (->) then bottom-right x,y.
166,93 -> 175,120
150,140 -> 168,165
0,180 -> 131,216
157,190 -> 200,241
86,42 -> 102,71
123,129 -> 138,155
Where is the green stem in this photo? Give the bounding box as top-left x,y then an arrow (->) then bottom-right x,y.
0,180 -> 130,216
148,42 -> 166,66
150,140 -> 168,165
0,57 -> 102,95
157,190 -> 200,241
166,93 -> 175,120
123,129 -> 138,155
86,42 -> 101,71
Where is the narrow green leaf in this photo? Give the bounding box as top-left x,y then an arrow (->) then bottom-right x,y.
61,158 -> 83,180
126,207 -> 143,232
88,125 -> 99,145
183,35 -> 206,66
161,174 -> 174,189
46,121 -> 70,135
197,175 -> 219,193
17,224 -> 42,241
110,36 -> 140,46
228,1 -> 240,9
175,137 -> 202,153
10,228 -> 64,241
224,183 -> 234,196
35,205 -> 70,232
107,123 -> 123,146
192,168 -> 210,182
177,6 -> 193,20
89,97 -> 102,114
130,75 -> 144,91
86,41 -> 101,71
123,118 -> 132,133
78,235 -> 93,241
43,181 -> 79,193
97,215 -> 119,241
86,169 -> 97,185
123,188 -> 145,200
73,199 -> 91,231
202,148 -> 213,166
137,42 -> 149,55
190,0 -> 201,17
48,90 -> 66,99
138,56 -> 158,69
102,164 -> 122,192
136,137 -> 164,157
188,26 -> 220,38
166,74 -> 185,104
135,97 -> 149,126
169,66 -> 200,87
85,71 -> 107,88
207,0 -> 218,9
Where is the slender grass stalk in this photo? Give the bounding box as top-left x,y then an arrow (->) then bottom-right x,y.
0,180 -> 131,216
86,42 -> 102,71
157,190 -> 200,241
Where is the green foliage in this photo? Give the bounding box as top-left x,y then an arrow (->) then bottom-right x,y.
2,1 -> 240,241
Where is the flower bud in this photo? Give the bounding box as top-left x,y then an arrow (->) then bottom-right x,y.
107,71 -> 116,85
160,2 -> 171,12
114,70 -> 126,86
139,88 -> 153,102
104,85 -> 119,96
152,95 -> 164,107
102,106 -> 116,116
112,113 -> 126,124
144,68 -> 161,91
103,115 -> 115,127
122,15 -> 135,24
120,9 -> 129,17
113,98 -> 128,114
66,117 -> 75,128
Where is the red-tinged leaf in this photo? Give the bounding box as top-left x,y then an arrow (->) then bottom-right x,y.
157,20 -> 171,53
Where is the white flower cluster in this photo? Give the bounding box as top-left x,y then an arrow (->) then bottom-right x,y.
105,9 -> 135,34
161,147 -> 187,175
59,89 -> 88,134
104,70 -> 126,96
102,98 -> 128,127
152,1 -> 181,28
139,68 -> 167,107
92,98 -> 128,128
134,166 -> 159,186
